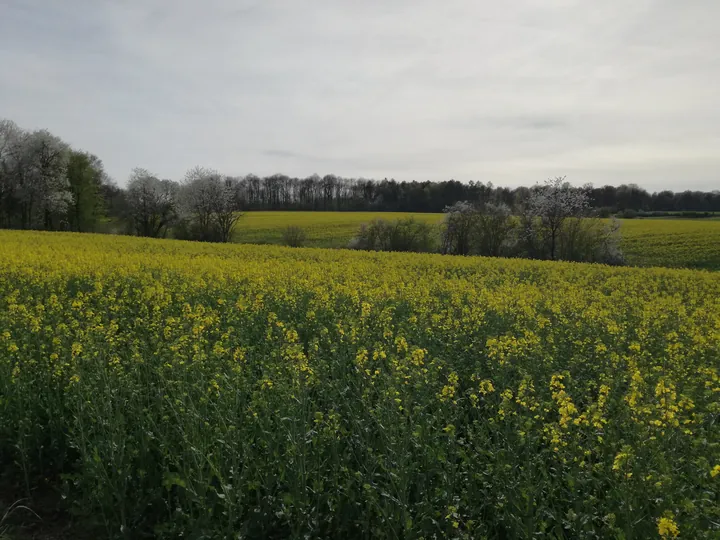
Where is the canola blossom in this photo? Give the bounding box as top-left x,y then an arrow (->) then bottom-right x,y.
0,230 -> 719,538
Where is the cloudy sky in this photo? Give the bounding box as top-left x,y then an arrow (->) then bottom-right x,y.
1,0 -> 718,190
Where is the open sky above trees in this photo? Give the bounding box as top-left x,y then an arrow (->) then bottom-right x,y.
1,0 -> 719,189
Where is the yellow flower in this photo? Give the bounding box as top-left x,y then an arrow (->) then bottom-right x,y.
478,379 -> 495,395
711,464 -> 720,478
612,447 -> 632,472
657,514 -> 679,538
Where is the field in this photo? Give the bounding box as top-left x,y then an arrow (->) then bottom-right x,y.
232,212 -> 720,270
233,211 -> 443,248
1,230 -> 719,539
619,219 -> 720,270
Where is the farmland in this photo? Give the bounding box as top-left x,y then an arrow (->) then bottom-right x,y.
232,212 -> 720,270
1,230 -> 719,538
619,219 -> 720,270
232,211 -> 443,248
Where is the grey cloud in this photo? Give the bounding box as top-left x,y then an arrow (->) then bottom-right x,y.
262,149 -> 302,159
1,0 -> 718,189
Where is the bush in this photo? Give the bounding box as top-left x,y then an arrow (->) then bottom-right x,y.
349,218 -> 436,253
173,218 -> 225,242
618,209 -> 638,219
282,225 -> 307,247
558,217 -> 625,265
442,202 -> 516,257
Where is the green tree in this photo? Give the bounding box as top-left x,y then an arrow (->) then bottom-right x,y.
66,151 -> 106,232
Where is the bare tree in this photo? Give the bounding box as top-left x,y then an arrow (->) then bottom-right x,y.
127,168 -> 178,237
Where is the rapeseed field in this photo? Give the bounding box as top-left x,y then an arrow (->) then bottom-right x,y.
1,230 -> 718,538
232,212 -> 720,270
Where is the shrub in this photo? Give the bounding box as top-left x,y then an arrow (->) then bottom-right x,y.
282,225 -> 307,247
350,218 -> 436,253
173,217 -> 225,242
442,202 -> 516,257
558,217 -> 625,265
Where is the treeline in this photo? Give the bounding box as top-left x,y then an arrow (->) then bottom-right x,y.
1,118 -> 719,240
348,177 -> 625,265
231,176 -> 720,215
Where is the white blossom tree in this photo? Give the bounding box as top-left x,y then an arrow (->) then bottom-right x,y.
126,168 -> 179,237
0,120 -> 73,229
526,176 -> 589,260
179,166 -> 241,242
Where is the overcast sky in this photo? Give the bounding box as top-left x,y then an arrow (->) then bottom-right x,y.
1,0 -> 718,190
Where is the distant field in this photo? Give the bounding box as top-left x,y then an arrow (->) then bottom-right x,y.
621,219 -> 720,270
232,211 -> 720,270
233,211 -> 443,248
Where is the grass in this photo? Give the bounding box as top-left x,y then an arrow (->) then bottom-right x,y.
231,211 -> 720,270
1,230 -> 719,538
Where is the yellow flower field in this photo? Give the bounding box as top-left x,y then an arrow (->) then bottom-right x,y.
1,230 -> 719,538
232,211 -> 720,270
619,218 -> 720,270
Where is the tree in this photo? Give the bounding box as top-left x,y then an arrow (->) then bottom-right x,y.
441,201 -> 478,255
66,151 -> 107,232
99,177 -> 130,232
0,122 -> 76,230
126,168 -> 178,238
558,216 -> 625,265
214,176 -> 242,242
23,130 -> 73,229
0,119 -> 23,227
178,167 -> 241,242
526,176 -> 589,260
441,201 -> 515,257
475,202 -> 515,257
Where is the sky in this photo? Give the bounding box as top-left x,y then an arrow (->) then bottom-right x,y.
1,0 -> 718,190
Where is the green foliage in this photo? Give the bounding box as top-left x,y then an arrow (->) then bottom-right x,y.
66,151 -> 106,232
